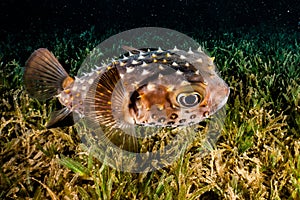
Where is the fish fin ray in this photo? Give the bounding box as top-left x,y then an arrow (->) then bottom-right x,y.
105,126 -> 139,152
84,67 -> 138,152
24,48 -> 70,100
46,107 -> 74,128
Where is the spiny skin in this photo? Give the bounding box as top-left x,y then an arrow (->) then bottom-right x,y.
58,47 -> 230,128
24,47 -> 229,130
24,47 -> 229,152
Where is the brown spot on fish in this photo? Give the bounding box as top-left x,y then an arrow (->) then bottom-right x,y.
179,119 -> 186,123
203,111 -> 209,117
170,113 -> 178,120
167,121 -> 175,125
190,114 -> 196,119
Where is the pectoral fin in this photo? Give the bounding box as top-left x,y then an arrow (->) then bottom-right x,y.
46,107 -> 75,128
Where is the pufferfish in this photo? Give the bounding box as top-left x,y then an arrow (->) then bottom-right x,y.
24,46 -> 229,150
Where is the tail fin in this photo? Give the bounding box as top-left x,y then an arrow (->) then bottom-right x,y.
24,48 -> 76,128
24,48 -> 70,101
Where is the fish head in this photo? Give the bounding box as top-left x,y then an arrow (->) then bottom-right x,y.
127,67 -> 229,127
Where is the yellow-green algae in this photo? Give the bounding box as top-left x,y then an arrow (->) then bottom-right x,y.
0,27 -> 299,199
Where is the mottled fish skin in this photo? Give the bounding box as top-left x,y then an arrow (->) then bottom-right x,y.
24,47 -> 229,130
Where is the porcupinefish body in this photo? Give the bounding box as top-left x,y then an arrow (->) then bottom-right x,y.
24,47 -> 229,131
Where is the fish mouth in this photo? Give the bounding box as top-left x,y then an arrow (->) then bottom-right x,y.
209,83 -> 230,114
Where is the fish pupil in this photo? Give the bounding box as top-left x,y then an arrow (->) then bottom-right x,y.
185,95 -> 197,105
177,93 -> 201,107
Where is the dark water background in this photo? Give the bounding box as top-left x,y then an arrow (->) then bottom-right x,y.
0,0 -> 299,64
1,0 -> 299,34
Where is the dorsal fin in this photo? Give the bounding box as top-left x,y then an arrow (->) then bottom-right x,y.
122,45 -> 145,54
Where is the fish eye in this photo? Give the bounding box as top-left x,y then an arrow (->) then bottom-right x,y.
177,92 -> 201,107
